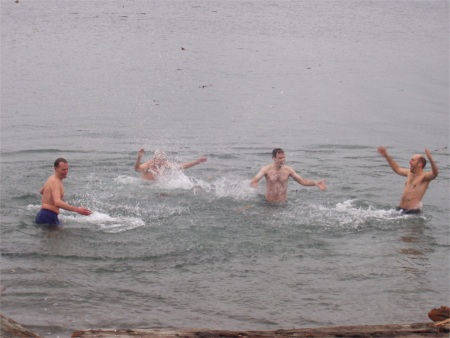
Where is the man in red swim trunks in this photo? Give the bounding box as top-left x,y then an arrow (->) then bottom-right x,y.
378,147 -> 439,214
36,158 -> 91,226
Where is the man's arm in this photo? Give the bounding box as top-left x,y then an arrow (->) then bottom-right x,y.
251,166 -> 267,188
135,148 -> 146,172
290,169 -> 327,190
377,146 -> 409,176
180,157 -> 207,170
51,181 -> 91,215
424,148 -> 438,180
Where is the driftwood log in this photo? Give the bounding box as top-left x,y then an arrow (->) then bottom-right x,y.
71,322 -> 449,338
1,311 -> 449,338
0,313 -> 42,338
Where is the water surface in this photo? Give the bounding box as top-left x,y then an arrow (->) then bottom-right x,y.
1,1 -> 449,337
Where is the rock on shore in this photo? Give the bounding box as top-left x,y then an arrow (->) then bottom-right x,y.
0,313 -> 42,338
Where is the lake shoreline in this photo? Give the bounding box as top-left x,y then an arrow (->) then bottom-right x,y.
2,312 -> 449,338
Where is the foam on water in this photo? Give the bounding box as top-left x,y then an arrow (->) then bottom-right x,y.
114,175 -> 142,185
26,204 -> 41,211
314,199 -> 426,229
155,169 -> 199,190
27,205 -> 145,233
212,177 -> 257,200
63,211 -> 145,234
115,172 -> 257,201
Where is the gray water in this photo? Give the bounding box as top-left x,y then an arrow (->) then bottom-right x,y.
1,0 -> 449,337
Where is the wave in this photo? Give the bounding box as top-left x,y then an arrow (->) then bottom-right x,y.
26,204 -> 41,211
26,205 -> 145,234
1,149 -> 84,155
114,173 -> 257,201
210,177 -> 257,200
64,211 -> 145,234
311,199 -> 427,230
114,175 -> 142,185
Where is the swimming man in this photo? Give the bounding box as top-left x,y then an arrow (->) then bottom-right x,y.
251,148 -> 327,203
377,147 -> 438,214
135,148 -> 207,180
36,158 -> 92,226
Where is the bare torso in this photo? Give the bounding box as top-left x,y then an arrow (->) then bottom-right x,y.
264,165 -> 292,203
41,176 -> 64,214
399,172 -> 430,209
251,153 -> 326,203
140,160 -> 173,180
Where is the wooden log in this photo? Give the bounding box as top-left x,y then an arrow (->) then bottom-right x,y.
0,313 -> 42,338
1,311 -> 448,338
71,322 -> 449,338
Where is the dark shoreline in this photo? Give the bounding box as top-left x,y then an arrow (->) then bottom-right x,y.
2,312 -> 449,338
71,323 -> 449,338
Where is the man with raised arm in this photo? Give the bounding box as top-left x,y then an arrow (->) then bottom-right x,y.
377,147 -> 438,214
135,148 -> 207,180
251,148 -> 327,203
36,158 -> 91,226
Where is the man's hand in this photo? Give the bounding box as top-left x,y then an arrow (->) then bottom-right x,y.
76,207 -> 92,216
424,148 -> 439,180
316,179 -> 327,191
377,146 -> 388,157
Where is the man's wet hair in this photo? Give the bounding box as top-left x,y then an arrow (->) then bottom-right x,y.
418,156 -> 427,168
54,158 -> 68,168
154,150 -> 166,158
272,148 -> 284,157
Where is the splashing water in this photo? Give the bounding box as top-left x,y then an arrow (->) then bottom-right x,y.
311,199 -> 426,230
64,211 -> 145,234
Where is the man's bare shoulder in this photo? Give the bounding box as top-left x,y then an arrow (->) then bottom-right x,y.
42,175 -> 59,191
260,163 -> 273,172
283,165 -> 296,173
46,175 -> 58,184
284,166 -> 304,179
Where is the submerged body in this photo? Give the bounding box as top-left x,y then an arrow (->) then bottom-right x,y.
36,158 -> 91,226
251,148 -> 326,203
378,147 -> 438,212
135,148 -> 207,181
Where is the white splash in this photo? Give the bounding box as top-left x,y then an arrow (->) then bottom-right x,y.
156,169 -> 197,190
212,177 -> 257,200
114,175 -> 142,185
310,199 -> 421,230
63,211 -> 145,234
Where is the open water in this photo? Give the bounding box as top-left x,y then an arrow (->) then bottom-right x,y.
1,0 -> 449,337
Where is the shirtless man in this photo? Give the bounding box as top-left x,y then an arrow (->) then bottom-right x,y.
135,148 -> 207,180
36,158 -> 92,226
251,148 -> 327,203
377,147 -> 438,214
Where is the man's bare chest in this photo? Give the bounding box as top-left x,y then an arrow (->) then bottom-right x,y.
405,175 -> 425,190
266,170 -> 289,183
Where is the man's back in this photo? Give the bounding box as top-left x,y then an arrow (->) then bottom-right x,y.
41,175 -> 63,213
